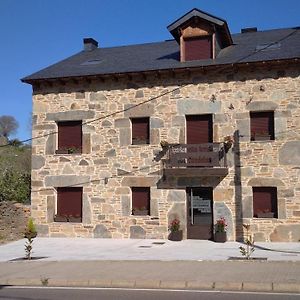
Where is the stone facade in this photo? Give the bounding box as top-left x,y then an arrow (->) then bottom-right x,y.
30,63 -> 300,241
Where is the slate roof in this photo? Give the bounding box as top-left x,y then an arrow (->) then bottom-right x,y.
22,27 -> 300,83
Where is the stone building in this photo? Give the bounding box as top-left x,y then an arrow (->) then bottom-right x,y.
22,9 -> 300,241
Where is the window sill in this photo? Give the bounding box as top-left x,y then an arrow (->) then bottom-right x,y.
251,139 -> 275,143
54,216 -> 82,223
54,151 -> 82,155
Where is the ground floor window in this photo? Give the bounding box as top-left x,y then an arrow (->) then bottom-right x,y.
54,187 -> 83,222
131,187 -> 150,216
253,187 -> 277,218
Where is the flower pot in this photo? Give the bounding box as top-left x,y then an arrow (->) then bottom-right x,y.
132,210 -> 149,216
68,216 -> 82,223
168,230 -> 183,241
214,231 -> 227,243
55,149 -> 68,154
54,215 -> 68,222
257,212 -> 274,218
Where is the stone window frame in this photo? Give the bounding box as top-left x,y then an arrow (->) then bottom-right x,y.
252,186 -> 278,219
131,187 -> 151,216
250,111 -> 275,142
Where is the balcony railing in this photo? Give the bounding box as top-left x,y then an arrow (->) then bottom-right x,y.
164,143 -> 227,168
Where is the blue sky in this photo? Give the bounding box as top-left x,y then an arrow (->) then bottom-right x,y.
1,0 -> 299,141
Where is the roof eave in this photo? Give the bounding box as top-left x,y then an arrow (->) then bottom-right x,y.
21,57 -> 299,86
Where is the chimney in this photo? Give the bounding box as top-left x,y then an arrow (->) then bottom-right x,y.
83,38 -> 98,51
241,27 -> 257,34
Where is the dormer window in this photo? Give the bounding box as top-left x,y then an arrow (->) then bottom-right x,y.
167,8 -> 233,63
184,36 -> 212,61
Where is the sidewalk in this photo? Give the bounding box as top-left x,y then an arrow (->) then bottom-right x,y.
0,238 -> 300,293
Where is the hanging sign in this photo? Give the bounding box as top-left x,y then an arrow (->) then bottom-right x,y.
192,197 -> 211,213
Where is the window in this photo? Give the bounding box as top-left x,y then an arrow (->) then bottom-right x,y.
131,187 -> 150,216
253,187 -> 277,218
55,187 -> 82,222
56,121 -> 82,154
184,36 -> 212,61
250,112 -> 274,141
131,117 -> 149,145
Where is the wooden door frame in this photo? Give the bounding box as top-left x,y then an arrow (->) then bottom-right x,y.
186,187 -> 214,240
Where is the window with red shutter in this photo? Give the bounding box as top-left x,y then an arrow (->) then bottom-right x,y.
131,187 -> 150,216
250,112 -> 274,141
131,118 -> 149,145
57,121 -> 82,154
186,114 -> 213,144
55,187 -> 82,222
253,187 -> 277,218
184,36 -> 212,61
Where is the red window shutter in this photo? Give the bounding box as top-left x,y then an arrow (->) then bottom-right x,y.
253,187 -> 277,218
58,121 -> 82,151
131,118 -> 149,144
250,112 -> 274,140
57,187 -> 82,218
186,115 -> 213,144
132,187 -> 150,211
184,36 -> 212,61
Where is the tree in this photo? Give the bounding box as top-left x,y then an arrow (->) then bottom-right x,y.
0,115 -> 19,139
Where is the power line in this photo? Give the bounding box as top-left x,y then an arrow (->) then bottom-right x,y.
31,162 -> 161,193
1,28 -> 298,149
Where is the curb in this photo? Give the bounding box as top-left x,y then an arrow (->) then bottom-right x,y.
1,279 -> 300,293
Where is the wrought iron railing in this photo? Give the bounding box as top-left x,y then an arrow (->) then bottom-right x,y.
164,143 -> 227,168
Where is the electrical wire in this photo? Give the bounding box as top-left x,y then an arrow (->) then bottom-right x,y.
0,28 -> 298,148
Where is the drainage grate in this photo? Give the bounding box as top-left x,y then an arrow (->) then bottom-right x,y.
138,246 -> 152,248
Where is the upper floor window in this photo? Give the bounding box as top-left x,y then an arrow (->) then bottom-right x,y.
131,187 -> 150,216
184,36 -> 212,61
56,121 -> 82,154
253,187 -> 277,218
250,111 -> 274,141
54,187 -> 82,222
131,117 -> 149,145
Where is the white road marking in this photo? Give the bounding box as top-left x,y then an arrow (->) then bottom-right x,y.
2,286 -> 300,296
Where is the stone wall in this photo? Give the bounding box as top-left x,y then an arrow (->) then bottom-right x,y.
0,201 -> 30,244
30,63 -> 300,241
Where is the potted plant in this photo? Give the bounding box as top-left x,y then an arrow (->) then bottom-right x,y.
223,136 -> 233,152
257,209 -> 274,218
68,214 -> 82,223
55,147 -> 81,154
214,217 -> 227,243
55,148 -> 69,154
252,131 -> 271,141
132,207 -> 149,216
54,214 -> 68,222
168,218 -> 183,241
160,140 -> 169,148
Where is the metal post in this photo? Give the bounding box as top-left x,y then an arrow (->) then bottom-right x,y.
191,188 -> 194,225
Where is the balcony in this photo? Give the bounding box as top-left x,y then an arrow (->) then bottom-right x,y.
163,143 -> 228,177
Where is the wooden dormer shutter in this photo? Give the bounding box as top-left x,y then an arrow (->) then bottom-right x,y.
184,36 -> 212,61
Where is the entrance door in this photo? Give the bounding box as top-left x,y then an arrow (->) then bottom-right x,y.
186,114 -> 213,144
187,187 -> 213,239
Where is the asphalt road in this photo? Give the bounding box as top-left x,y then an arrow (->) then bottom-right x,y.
0,287 -> 299,300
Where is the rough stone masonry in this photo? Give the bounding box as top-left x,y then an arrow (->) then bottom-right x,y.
30,63 -> 300,241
